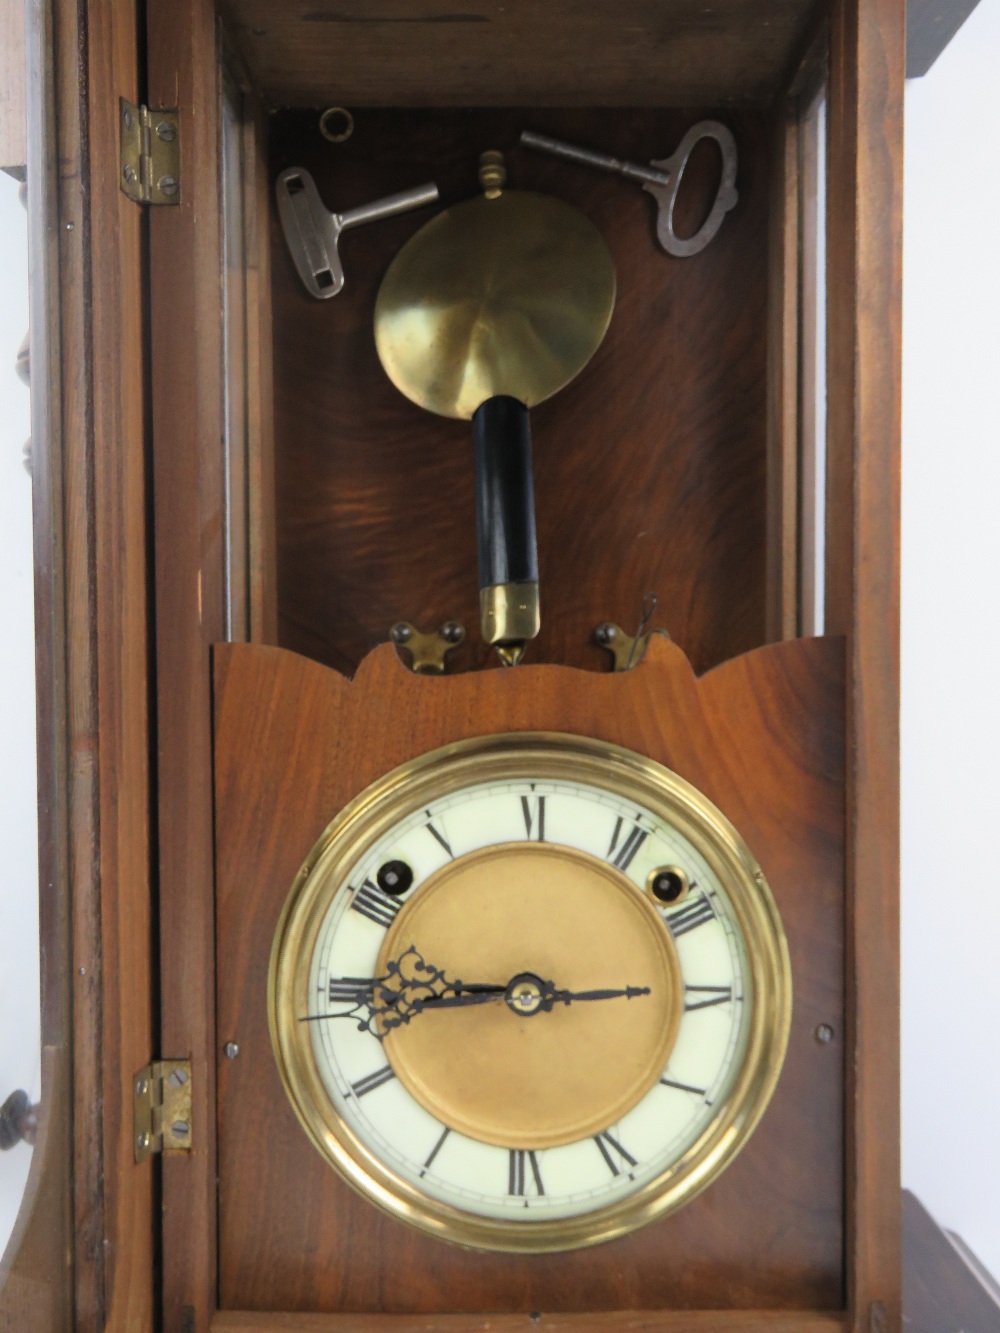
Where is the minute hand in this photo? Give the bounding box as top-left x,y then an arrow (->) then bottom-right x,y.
542,984 -> 651,1008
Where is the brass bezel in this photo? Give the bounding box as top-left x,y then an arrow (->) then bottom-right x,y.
268,732 -> 792,1253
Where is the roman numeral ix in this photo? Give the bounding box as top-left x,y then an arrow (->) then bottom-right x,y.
328,976 -> 374,1004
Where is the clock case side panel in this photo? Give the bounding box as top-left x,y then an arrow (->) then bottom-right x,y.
146,4 -> 281,1331
826,0 -> 904,1324
212,636 -> 845,1315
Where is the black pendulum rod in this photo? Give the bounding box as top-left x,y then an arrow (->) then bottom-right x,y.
472,395 -> 540,666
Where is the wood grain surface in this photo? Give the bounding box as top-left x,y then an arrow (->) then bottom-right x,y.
217,0 -> 823,108
213,1311 -> 849,1332
826,0 -> 905,1325
269,108 -> 771,679
148,0 -> 228,1326
72,0 -> 156,1325
213,635 -> 845,1315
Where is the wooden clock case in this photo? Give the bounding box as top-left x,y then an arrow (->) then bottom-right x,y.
2,0 -> 901,1328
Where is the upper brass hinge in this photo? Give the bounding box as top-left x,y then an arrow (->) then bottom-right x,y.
119,98 -> 180,206
133,1059 -> 192,1161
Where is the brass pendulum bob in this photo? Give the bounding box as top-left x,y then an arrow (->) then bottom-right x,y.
374,151 -> 616,664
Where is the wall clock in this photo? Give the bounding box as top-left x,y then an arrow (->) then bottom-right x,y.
6,0 -> 901,1324
268,733 -> 791,1251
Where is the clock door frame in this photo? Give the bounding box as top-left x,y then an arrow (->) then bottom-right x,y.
31,0 -> 901,1324
148,1 -> 902,1328
0,0 -> 157,1327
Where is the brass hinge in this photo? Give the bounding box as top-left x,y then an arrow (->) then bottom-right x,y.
133,1059 -> 192,1161
120,98 -> 180,205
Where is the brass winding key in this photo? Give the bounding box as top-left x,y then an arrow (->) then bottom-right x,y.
520,121 -> 738,257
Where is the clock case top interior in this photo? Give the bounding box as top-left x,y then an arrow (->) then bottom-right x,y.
269,105 -> 772,678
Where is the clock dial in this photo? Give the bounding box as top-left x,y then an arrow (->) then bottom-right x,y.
269,734 -> 791,1252
375,841 -> 683,1151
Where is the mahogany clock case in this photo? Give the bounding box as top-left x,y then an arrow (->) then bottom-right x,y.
3,0 -> 900,1326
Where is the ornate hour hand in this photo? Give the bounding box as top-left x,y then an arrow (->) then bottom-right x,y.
301,948 -> 651,1040
300,946 -> 507,1041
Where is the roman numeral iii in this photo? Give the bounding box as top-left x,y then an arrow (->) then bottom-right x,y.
684,984 -> 733,1012
667,894 -> 715,937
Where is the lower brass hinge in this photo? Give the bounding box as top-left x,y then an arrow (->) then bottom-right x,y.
133,1059 -> 192,1161
120,98 -> 180,205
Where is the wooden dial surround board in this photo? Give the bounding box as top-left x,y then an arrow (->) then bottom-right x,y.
213,636 -> 845,1315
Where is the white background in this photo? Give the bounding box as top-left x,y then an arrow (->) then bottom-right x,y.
901,0 -> 1000,1279
1,0 -> 1000,1280
0,170 -> 39,1260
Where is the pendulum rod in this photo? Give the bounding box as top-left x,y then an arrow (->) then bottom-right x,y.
473,395 -> 539,666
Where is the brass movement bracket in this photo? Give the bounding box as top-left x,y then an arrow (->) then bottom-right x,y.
594,622 -> 671,672
390,621 -> 466,675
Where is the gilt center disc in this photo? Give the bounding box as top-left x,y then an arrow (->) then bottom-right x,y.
376,843 -> 682,1149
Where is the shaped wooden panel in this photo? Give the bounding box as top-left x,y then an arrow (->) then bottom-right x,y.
213,636 -> 845,1315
